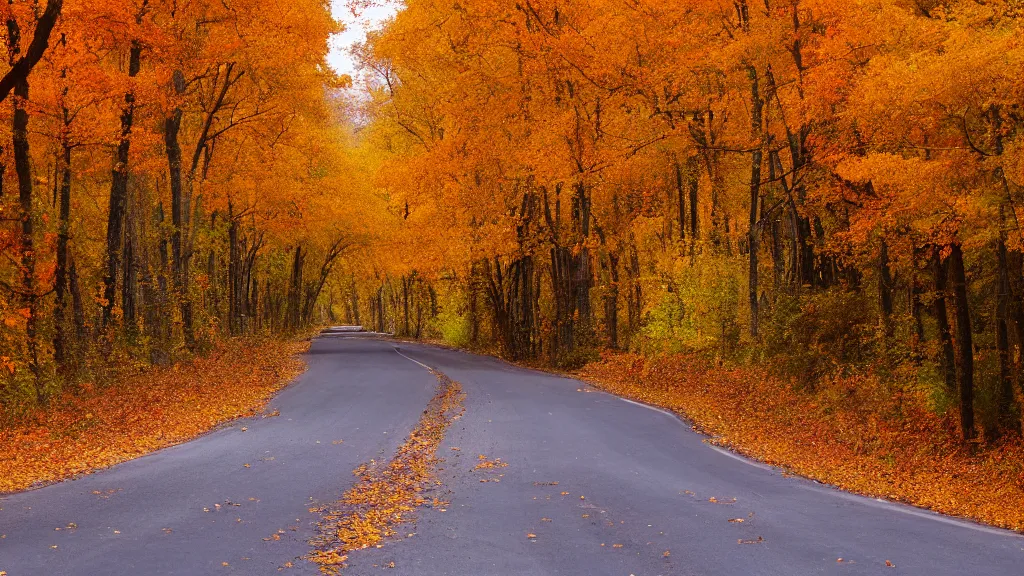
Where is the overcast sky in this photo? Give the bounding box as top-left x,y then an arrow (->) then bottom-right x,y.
327,2 -> 400,78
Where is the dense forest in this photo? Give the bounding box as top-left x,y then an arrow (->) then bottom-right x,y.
1,0 -> 1023,451
0,0 -> 374,411
348,0 -> 1024,444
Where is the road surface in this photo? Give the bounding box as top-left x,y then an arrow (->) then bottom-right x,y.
1,335 -> 1021,575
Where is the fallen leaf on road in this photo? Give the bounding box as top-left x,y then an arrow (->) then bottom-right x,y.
307,373 -> 465,572
243,463 -> 251,468
612,543 -> 623,548
473,456 -> 508,470
527,533 -> 537,539
663,550 -> 671,557
728,518 -> 745,523
886,560 -> 895,567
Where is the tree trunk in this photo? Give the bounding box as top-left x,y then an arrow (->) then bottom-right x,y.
687,155 -> 699,244
747,65 -> 763,339
403,276 -> 410,336
469,264 -> 480,345
11,60 -> 41,402
995,226 -> 1020,436
949,243 -> 975,441
878,239 -> 894,335
102,40 -> 142,328
164,107 -> 194,341
674,159 -> 686,243
606,252 -> 620,349
933,247 -> 957,396
122,211 -> 137,332
54,134 -> 72,368
228,218 -> 241,334
69,258 -> 86,344
287,246 -> 304,330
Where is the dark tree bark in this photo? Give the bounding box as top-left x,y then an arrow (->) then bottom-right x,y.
626,243 -> 642,335
932,247 -> 957,395
102,39 -> 142,327
878,239 -> 894,335
605,252 -> 620,349
301,238 -> 349,326
995,224 -> 1020,436
69,258 -> 86,342
287,246 -> 304,330
747,65 -> 764,338
122,211 -> 137,330
0,0 -> 62,105
674,159 -> 686,243
350,281 -> 361,326
910,276 -> 926,362
469,264 -> 480,345
228,217 -> 241,334
10,46 -> 41,402
402,276 -> 410,336
687,155 -> 700,244
54,118 -> 73,368
164,107 -> 191,338
948,243 -> 975,441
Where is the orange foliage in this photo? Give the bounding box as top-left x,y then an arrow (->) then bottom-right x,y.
581,353 -> 1024,532
0,338 -> 308,493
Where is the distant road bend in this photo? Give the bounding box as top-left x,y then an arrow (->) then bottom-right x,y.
1,330 -> 1021,575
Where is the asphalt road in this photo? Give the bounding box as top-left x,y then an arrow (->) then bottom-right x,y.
1,335 -> 1021,575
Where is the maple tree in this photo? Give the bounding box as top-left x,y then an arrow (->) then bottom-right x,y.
349,0 -> 1024,445
0,0 -> 367,411
1,0 -> 1023,541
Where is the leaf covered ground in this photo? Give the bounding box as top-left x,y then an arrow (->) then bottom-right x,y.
580,353 -> 1024,532
0,339 -> 309,493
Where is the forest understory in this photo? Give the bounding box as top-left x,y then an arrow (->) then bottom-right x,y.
0,337 -> 308,493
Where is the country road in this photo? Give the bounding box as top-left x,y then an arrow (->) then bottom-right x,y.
1,334 -> 1021,575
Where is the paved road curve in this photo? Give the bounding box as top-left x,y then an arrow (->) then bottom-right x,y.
1,335 -> 1022,575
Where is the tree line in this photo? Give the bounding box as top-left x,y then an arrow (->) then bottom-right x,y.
350,0 -> 1024,442
0,0 -> 364,410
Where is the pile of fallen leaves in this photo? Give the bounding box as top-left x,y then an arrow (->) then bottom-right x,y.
580,353 -> 1024,532
309,371 -> 465,573
0,338 -> 308,493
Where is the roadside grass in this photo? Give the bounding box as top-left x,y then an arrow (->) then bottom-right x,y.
0,338 -> 309,493
579,352 -> 1024,532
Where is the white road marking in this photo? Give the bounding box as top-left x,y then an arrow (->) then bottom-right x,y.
619,398 -> 678,419
618,390 -> 1022,538
393,347 -> 433,371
